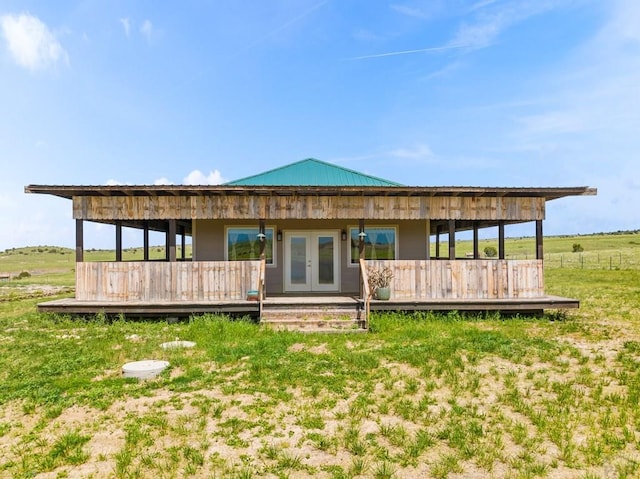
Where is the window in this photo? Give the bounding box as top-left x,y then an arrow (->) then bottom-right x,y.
349,226 -> 397,264
226,227 -> 274,264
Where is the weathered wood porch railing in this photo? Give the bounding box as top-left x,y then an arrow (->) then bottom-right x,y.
76,261 -> 262,302
366,259 -> 544,299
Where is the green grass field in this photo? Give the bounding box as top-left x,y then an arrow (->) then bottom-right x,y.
0,233 -> 639,478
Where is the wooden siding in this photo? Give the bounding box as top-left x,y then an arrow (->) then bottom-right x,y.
76,261 -> 260,302
367,259 -> 544,300
73,195 -> 545,221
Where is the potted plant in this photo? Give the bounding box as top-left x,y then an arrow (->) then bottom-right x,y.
368,265 -> 394,300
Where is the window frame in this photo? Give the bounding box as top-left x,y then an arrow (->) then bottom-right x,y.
348,225 -> 398,266
224,225 -> 276,266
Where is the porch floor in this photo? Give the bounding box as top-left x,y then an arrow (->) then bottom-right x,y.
36,295 -> 578,318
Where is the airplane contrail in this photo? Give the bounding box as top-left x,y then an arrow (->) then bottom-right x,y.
346,43 -> 466,61
243,0 -> 329,51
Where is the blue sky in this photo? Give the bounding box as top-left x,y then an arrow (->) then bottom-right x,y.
0,0 -> 637,250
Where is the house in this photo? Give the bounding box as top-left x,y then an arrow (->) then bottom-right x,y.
26,158 -> 596,327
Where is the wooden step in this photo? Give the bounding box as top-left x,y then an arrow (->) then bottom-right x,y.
260,304 -> 367,332
261,307 -> 359,320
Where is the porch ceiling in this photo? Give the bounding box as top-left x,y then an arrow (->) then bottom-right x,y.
91,219 -> 193,235
83,218 -> 525,233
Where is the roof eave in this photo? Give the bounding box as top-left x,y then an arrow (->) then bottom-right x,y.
24,184 -> 598,201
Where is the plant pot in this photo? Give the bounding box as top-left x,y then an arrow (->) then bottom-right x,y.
375,286 -> 391,301
246,290 -> 259,301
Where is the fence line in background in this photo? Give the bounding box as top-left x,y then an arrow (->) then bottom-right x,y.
502,252 -> 639,270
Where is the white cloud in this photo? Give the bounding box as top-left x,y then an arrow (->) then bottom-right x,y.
153,177 -> 173,185
351,0 -> 568,61
390,4 -> 431,19
183,169 -> 226,185
511,2 -> 640,143
351,28 -> 384,43
0,13 -> 68,71
450,0 -> 573,51
422,60 -> 463,80
105,179 -> 123,186
119,17 -> 131,37
389,144 -> 433,160
469,0 -> 499,12
140,19 -> 153,42
597,0 -> 640,46
516,111 -> 587,136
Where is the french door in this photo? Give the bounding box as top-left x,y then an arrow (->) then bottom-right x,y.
284,231 -> 340,292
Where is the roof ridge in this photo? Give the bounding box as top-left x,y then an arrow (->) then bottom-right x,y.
225,158 -> 403,187
223,158 -> 313,185
306,158 -> 403,186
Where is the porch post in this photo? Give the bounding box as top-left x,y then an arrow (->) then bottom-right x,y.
115,221 -> 122,262
498,221 -> 505,260
258,219 -> 266,260
359,219 -> 365,298
75,219 -> 84,262
165,224 -> 169,260
473,222 -> 479,259
358,219 -> 366,259
143,221 -> 149,261
180,225 -> 186,260
448,220 -> 456,260
435,225 -> 441,259
168,220 -> 177,262
536,220 -> 544,260
425,219 -> 430,260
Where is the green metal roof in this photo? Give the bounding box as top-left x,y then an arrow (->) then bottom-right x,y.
225,158 -> 403,187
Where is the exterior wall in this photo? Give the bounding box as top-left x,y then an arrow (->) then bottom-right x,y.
193,220 -> 225,261
73,195 -> 545,221
193,219 -> 434,295
193,219 -> 359,294
76,261 -> 260,302
367,259 -> 544,299
396,220 -> 429,260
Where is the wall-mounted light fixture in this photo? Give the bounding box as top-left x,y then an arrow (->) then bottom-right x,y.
341,230 -> 347,241
277,230 -> 282,241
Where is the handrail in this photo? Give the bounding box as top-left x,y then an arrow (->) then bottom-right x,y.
258,258 -> 266,320
359,259 -> 371,330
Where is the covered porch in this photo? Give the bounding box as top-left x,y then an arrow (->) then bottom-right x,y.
37,257 -> 578,327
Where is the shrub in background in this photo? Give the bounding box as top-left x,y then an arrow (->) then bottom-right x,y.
484,246 -> 498,258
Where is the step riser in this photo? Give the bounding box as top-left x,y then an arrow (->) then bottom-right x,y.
261,313 -> 360,321
261,309 -> 361,320
262,320 -> 366,331
262,306 -> 362,316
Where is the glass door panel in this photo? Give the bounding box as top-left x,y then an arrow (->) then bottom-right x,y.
290,237 -> 308,285
315,235 -> 335,286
